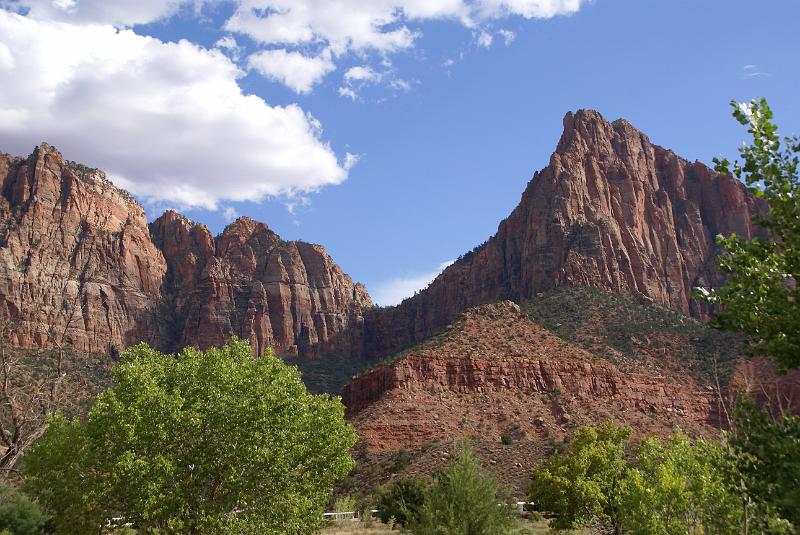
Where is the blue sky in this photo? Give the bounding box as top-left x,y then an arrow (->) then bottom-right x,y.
1,1 -> 798,305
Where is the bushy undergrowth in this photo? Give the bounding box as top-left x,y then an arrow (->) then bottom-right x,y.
525,286 -> 745,384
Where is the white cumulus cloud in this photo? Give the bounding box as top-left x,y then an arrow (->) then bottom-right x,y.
338,86 -> 359,100
2,0 -> 191,26
214,35 -> 242,61
344,65 -> 381,83
498,28 -> 515,45
372,260 -> 454,306
227,0 -> 585,90
0,10 -> 353,210
247,48 -> 335,94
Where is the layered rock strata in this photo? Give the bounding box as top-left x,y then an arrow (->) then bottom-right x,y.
345,302 -> 721,452
0,144 -> 371,356
150,210 -> 371,356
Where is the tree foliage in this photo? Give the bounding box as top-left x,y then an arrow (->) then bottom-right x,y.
693,99 -> 800,533
695,98 -> 800,371
375,476 -> 427,527
24,339 -> 357,535
529,423 -> 751,534
722,399 -> 800,533
410,445 -> 513,535
618,432 -> 740,535
0,484 -> 46,535
528,421 -> 630,532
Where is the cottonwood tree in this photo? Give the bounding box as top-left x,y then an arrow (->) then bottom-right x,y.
25,339 -> 357,535
696,98 -> 799,371
528,421 -> 630,533
619,432 -> 741,535
694,99 -> 800,533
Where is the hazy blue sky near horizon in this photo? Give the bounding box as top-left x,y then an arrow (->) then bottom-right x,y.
1,0 -> 798,305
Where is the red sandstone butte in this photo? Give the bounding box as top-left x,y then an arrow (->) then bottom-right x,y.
345,302 -> 722,452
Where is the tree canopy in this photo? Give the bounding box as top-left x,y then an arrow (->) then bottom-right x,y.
619,432 -> 740,535
24,339 -> 357,535
529,423 -> 747,534
375,475 -> 427,527
411,445 -> 513,535
695,98 -> 800,371
528,421 -> 630,532
723,399 -> 800,533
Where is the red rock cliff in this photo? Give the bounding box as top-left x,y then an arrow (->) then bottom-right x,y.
150,211 -> 371,357
0,144 -> 168,353
362,110 -> 766,358
0,144 -> 371,356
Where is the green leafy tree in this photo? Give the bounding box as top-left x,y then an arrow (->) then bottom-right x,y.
410,445 -> 513,535
695,98 -> 799,371
722,399 -> 799,533
694,99 -> 800,533
0,484 -> 46,535
376,476 -> 427,527
619,432 -> 741,535
24,339 -> 357,535
527,421 -> 630,533
23,415 -> 106,534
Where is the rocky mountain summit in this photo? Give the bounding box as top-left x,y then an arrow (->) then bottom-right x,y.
0,143 -> 371,356
0,109 -> 767,370
361,110 -> 766,359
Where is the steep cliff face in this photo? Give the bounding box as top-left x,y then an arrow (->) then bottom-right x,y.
0,144 -> 168,353
0,144 -> 371,357
150,211 -> 371,357
345,302 -> 721,452
363,110 -> 765,358
0,108 -> 769,365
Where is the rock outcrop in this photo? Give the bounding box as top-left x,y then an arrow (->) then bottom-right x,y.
345,302 -> 722,452
362,110 -> 766,358
0,144 -> 371,356
0,109 -> 771,365
150,210 -> 371,357
0,144 -> 168,353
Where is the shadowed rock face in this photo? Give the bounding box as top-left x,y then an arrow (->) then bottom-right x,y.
0,144 -> 371,356
361,110 -> 766,359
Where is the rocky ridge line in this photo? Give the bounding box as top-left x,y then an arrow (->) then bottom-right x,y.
0,143 -> 371,356
360,110 -> 766,360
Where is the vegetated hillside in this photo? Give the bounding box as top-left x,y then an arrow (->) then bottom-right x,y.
8,349 -> 114,418
524,287 -> 800,415
0,143 -> 371,359
341,301 -> 726,495
524,286 -> 746,386
358,109 -> 766,361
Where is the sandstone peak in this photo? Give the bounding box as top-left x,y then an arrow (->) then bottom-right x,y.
358,110 -> 765,360
221,215 -> 264,236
